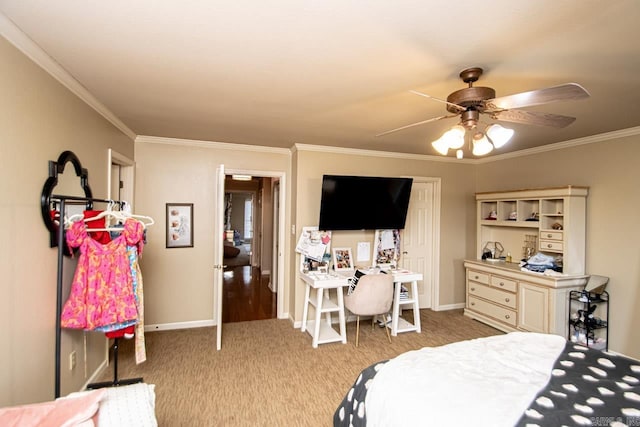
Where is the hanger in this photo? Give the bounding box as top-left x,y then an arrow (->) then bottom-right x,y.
65,208 -> 154,231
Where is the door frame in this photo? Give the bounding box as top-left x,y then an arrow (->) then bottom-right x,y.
270,180 -> 281,293
108,149 -> 135,205
219,168 -> 287,320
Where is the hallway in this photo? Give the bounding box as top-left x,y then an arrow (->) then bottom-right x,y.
222,266 -> 277,323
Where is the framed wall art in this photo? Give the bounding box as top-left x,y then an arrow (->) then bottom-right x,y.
332,247 -> 354,271
166,203 -> 194,248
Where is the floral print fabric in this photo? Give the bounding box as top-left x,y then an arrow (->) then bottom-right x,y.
61,218 -> 143,330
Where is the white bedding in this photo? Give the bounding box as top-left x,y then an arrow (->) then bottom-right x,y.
94,383 -> 157,427
366,332 -> 565,427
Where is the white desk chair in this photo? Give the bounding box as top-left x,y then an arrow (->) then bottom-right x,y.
344,273 -> 394,347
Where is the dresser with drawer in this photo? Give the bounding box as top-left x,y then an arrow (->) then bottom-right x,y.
464,260 -> 587,336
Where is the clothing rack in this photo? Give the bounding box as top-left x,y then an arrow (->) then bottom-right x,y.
49,195 -> 142,398
86,338 -> 142,390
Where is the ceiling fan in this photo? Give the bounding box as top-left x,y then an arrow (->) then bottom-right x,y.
377,67 -> 590,157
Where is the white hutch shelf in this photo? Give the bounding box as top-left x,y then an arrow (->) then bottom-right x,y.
465,186 -> 589,337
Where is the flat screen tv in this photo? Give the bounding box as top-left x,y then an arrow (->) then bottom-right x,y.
318,175 -> 413,231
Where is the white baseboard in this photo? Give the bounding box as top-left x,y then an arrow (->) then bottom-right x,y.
607,349 -> 640,362
145,319 -> 215,332
146,315 -> 292,332
432,302 -> 466,311
82,359 -> 108,391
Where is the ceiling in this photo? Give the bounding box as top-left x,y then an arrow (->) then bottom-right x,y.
2,1 -> 640,158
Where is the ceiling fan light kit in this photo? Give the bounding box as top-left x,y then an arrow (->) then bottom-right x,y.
430,121 -> 514,158
378,66 -> 590,159
472,132 -> 494,156
432,137 -> 451,156
485,123 -> 514,149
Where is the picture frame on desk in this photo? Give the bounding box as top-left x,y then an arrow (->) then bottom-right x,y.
372,229 -> 400,268
301,256 -> 320,274
332,247 -> 354,271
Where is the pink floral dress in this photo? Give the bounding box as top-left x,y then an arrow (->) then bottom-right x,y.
61,218 -> 143,330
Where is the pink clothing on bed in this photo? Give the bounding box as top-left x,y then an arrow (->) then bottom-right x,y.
61,218 -> 143,330
0,389 -> 105,427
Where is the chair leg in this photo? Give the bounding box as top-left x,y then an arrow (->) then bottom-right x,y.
355,316 -> 360,347
384,313 -> 392,343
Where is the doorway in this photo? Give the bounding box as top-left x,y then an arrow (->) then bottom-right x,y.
221,174 -> 280,323
223,189 -> 255,269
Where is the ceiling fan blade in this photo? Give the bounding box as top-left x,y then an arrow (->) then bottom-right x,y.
493,109 -> 576,128
376,115 -> 454,137
486,83 -> 590,110
409,90 -> 465,112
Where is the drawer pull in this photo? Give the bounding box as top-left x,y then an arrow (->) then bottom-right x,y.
505,314 -> 510,319
547,243 -> 553,248
499,282 -> 504,287
471,287 -> 475,291
547,233 -> 552,238
474,275 -> 479,280
470,302 -> 475,306
505,298 -> 510,303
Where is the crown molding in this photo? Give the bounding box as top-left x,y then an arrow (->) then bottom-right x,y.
292,143 -> 472,163
475,126 -> 640,164
136,135 -> 292,155
1,12 -> 136,141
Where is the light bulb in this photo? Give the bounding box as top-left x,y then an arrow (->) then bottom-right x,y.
456,149 -> 464,159
472,133 -> 494,156
443,125 -> 466,149
485,124 -> 514,149
431,137 -> 449,155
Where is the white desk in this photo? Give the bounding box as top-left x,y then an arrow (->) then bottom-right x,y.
343,268 -> 423,336
300,272 -> 348,348
388,270 -> 423,336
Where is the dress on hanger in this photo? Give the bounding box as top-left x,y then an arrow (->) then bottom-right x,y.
61,218 -> 143,330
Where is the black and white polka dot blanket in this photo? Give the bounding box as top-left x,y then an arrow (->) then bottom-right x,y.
334,333 -> 640,427
515,342 -> 640,426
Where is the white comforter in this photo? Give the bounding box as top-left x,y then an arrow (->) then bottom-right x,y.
366,332 -> 565,427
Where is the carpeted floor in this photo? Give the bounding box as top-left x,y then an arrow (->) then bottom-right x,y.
96,309 -> 501,426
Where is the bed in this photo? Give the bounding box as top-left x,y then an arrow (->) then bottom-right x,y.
0,382 -> 157,427
334,332 -> 640,427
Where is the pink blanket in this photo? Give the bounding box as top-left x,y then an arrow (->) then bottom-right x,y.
0,389 -> 105,427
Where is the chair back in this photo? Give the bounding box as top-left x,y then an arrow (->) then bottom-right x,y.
344,273 -> 394,316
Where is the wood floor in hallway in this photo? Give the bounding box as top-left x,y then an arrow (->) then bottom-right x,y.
222,265 -> 277,323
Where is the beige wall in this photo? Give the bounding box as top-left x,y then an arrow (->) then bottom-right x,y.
291,147 -> 477,322
476,135 -> 640,359
0,37 -> 133,406
134,140 -> 291,327
4,26 -> 640,410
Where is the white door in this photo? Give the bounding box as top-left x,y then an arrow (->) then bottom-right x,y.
215,165 -> 225,350
401,180 -> 438,308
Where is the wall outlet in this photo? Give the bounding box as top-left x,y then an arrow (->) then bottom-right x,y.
69,351 -> 77,371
